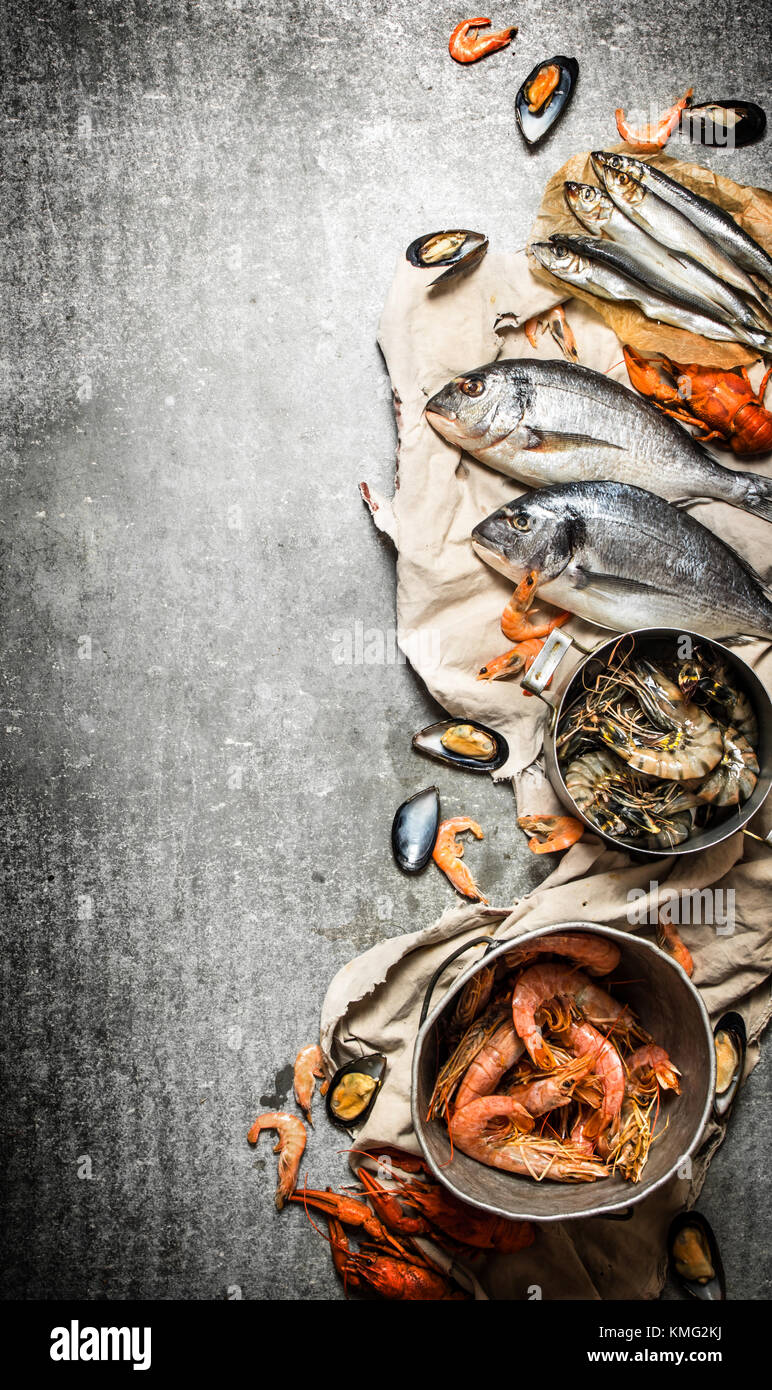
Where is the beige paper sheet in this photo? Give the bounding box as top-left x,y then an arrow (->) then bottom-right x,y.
324,156 -> 772,1299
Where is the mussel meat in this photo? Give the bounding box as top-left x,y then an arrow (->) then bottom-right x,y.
405,230 -> 488,286
515,56 -> 578,146
412,719 -> 509,773
668,1212 -> 726,1300
680,101 -> 766,148
326,1053 -> 386,1128
391,786 -> 440,873
713,1011 -> 746,1119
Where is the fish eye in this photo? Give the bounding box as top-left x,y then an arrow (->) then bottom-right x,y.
507,513 -> 531,531
458,377 -> 485,397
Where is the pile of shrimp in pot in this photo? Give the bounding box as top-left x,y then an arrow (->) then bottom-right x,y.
557,638 -> 760,851
428,932 -> 681,1184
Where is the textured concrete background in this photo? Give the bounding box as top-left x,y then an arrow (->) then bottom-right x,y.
1,0 -> 770,1300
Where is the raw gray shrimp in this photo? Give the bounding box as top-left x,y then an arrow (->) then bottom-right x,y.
696,727 -> 759,807
678,654 -> 758,744
598,697 -> 723,780
563,749 -> 632,837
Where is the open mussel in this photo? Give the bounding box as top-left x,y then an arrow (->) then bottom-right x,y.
326,1053 -> 386,1129
391,786 -> 439,873
713,1011 -> 746,1120
405,230 -> 488,286
680,101 -> 766,148
515,56 -> 578,146
412,718 -> 509,773
668,1212 -> 726,1300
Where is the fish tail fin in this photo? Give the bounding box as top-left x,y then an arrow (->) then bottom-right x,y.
735,470 -> 772,524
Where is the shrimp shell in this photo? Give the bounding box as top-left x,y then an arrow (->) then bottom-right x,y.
449,1096 -> 609,1181
454,1019 -> 525,1112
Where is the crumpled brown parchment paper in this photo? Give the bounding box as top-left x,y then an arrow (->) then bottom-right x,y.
322,154 -> 772,1299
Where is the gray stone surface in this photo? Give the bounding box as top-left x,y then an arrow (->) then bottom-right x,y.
0,0 -> 770,1300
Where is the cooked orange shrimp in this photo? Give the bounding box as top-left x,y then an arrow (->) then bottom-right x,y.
478,569 -> 569,684
517,813 -> 585,854
503,930 -> 621,977
657,914 -> 694,978
615,86 -> 693,152
625,1044 -> 681,1095
565,1021 -> 625,1135
524,305 -> 579,362
247,1111 -> 307,1210
506,1052 -> 594,1117
427,1001 -> 509,1119
449,1096 -> 609,1181
293,1043 -> 328,1125
448,17 -> 517,64
432,817 -> 488,902
455,1019 -> 525,1112
511,963 -> 634,1068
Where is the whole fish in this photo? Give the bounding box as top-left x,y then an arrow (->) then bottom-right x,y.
425,357 -> 772,522
530,238 -> 772,353
594,158 -> 772,322
592,151 -> 772,299
471,481 -> 772,639
564,181 -> 770,335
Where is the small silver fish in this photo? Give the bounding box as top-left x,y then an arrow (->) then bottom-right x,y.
594,159 -> 772,322
592,151 -> 772,300
425,357 -> 772,523
530,238 -> 772,353
471,481 -> 772,639
564,181 -> 770,335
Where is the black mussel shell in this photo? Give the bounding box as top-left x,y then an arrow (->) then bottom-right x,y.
668,1212 -> 726,1300
405,230 -> 488,285
515,56 -> 578,146
326,1053 -> 386,1129
392,786 -> 440,873
713,1011 -> 746,1120
680,101 -> 766,148
412,718 -> 509,773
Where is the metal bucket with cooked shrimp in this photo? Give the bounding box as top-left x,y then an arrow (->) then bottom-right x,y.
523,626 -> 772,857
411,924 -> 715,1223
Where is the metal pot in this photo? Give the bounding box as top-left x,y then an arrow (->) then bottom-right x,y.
521,626 -> 772,857
411,923 -> 715,1222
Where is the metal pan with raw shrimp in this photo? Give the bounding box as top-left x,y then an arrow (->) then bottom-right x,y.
528,627 -> 772,858
412,924 -> 715,1222
412,718 -> 509,772
326,1053 -> 387,1129
405,230 -> 488,286
515,56 -> 578,145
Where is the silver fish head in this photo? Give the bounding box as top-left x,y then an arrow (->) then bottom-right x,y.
531,238 -> 589,278
564,180 -> 613,233
471,491 -> 579,584
597,164 -> 646,212
425,362 -> 532,453
591,150 -> 643,181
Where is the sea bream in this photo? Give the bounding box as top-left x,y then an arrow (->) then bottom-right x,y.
425,358 -> 772,522
471,481 -> 772,640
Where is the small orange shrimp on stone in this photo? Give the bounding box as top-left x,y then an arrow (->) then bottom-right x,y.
432,817 -> 488,902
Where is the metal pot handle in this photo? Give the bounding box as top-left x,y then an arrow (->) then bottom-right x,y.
520,627 -> 576,699
419,936 -> 497,1028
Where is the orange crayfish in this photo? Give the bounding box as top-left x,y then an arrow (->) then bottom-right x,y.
624,344 -> 772,456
